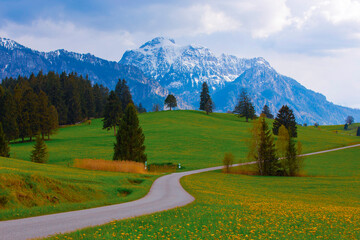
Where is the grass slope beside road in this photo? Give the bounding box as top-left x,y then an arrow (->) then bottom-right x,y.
10,111 -> 360,170
0,157 -> 157,220
49,147 -> 360,240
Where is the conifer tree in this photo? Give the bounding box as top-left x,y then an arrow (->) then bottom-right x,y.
200,82 -> 211,111
30,135 -> 48,163
248,114 -> 278,176
261,104 -> 274,119
273,105 -> 297,138
103,91 -> 122,136
115,79 -> 133,111
204,99 -> 214,115
38,90 -> 51,140
164,94 -> 177,110
0,122 -> 10,158
357,127 -> 360,137
47,105 -> 59,140
0,87 -> 18,141
113,104 -> 147,163
234,89 -> 256,122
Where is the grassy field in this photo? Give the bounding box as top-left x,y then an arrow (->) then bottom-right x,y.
321,123 -> 360,136
48,147 -> 360,239
9,111 -> 360,170
0,157 -> 157,220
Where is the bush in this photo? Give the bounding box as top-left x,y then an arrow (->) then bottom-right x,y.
74,159 -> 146,174
223,153 -> 234,173
147,162 -> 177,173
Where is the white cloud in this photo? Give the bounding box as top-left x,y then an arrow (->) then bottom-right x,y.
0,19 -> 136,61
320,0 -> 360,24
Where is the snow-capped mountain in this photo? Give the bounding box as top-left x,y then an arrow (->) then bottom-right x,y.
120,37 -> 360,125
0,37 -> 171,110
1,36 -> 359,124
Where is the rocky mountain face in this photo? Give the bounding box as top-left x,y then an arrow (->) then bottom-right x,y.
1,36 -> 359,124
120,37 -> 360,125
0,37 -> 169,110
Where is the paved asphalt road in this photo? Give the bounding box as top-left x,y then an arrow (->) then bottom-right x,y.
0,144 -> 359,240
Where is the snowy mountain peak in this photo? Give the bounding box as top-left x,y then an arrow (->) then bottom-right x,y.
0,37 -> 24,50
140,37 -> 176,49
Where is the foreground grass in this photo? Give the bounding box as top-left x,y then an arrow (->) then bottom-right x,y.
49,147 -> 360,239
10,111 -> 360,170
0,157 -> 157,220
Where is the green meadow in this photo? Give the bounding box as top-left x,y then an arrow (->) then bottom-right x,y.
9,111 -> 360,170
321,123 -> 360,136
0,157 -> 157,220
49,147 -> 360,239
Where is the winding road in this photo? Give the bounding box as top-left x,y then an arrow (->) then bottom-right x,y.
0,144 -> 359,240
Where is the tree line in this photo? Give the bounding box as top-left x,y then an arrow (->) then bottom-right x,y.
0,71 -> 110,142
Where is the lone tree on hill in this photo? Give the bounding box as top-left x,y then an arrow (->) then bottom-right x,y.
103,91 -> 122,136
164,94 -> 177,110
0,122 -> 10,157
345,116 -> 354,125
273,105 -> 297,138
113,104 -> 147,163
200,82 -> 213,112
261,105 -> 274,119
233,89 -> 256,122
115,79 -> 133,111
248,114 -> 279,176
30,135 -> 48,163
204,99 -> 214,115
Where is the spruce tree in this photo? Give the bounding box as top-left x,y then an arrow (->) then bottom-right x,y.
115,79 -> 133,111
0,87 -> 18,141
261,104 -> 274,119
357,127 -> 360,137
204,99 -> 214,115
0,122 -> 10,158
103,91 -> 122,136
248,114 -> 278,176
234,89 -> 256,122
30,135 -> 48,163
273,105 -> 297,138
200,82 -> 211,111
38,90 -> 51,140
47,105 -> 59,140
113,104 -> 147,163
164,94 -> 177,110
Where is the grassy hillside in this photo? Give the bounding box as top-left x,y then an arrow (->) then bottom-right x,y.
321,122 -> 360,136
0,157 -> 157,220
10,110 -> 360,170
49,147 -> 360,239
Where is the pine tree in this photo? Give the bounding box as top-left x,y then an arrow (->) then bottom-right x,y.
115,79 -> 133,111
248,114 -> 278,176
30,135 -> 48,163
261,105 -> 274,119
0,87 -> 18,141
234,89 -> 256,122
204,99 -> 214,115
136,103 -> 147,113
0,122 -> 10,158
357,127 -> 360,137
200,82 -> 211,111
273,105 -> 297,138
38,90 -> 51,140
164,94 -> 177,110
113,104 -> 147,163
103,91 -> 122,136
47,105 -> 59,140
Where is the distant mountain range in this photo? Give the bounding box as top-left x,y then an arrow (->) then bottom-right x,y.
1,36 -> 359,125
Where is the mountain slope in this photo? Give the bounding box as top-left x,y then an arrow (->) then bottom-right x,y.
0,37 -> 169,109
120,37 -> 360,125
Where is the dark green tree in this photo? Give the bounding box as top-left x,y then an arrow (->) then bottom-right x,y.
46,105 -> 59,140
0,86 -> 18,141
103,91 -> 122,136
261,104 -> 274,119
115,79 -> 133,111
0,122 -> 10,158
204,99 -> 214,115
164,94 -> 177,110
30,135 -> 48,163
357,127 -> 360,136
38,90 -> 51,140
113,103 -> 147,163
344,123 -> 349,130
345,116 -> 354,125
248,114 -> 279,176
200,82 -> 212,111
136,103 -> 147,113
272,105 -> 297,138
233,89 -> 256,122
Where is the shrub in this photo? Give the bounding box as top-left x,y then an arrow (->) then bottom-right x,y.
74,159 -> 146,174
223,153 -> 234,173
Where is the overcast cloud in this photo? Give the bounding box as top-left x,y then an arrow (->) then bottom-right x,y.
0,0 -> 359,108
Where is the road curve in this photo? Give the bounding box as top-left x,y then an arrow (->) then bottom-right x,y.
0,144 -> 359,240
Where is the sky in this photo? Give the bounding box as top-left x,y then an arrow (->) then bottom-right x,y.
0,0 -> 359,109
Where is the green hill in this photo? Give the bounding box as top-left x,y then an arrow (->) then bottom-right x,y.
10,110 -> 360,170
